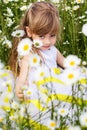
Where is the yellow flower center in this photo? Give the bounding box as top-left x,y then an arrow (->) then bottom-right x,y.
85,118 -> 87,123
27,91 -> 32,95
33,58 -> 37,63
35,42 -> 39,46
50,122 -> 56,127
61,109 -> 65,113
79,78 -> 87,84
23,44 -> 29,51
4,97 -> 9,103
40,72 -> 44,77
77,0 -> 81,2
68,74 -> 74,79
53,68 -> 61,74
70,61 -> 75,66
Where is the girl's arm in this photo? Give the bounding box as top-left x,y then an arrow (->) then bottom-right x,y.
15,55 -> 29,101
56,50 -> 65,69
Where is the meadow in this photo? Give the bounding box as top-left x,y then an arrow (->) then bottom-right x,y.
0,0 -> 87,130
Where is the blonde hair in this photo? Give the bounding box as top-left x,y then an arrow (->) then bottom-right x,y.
9,1 -> 60,76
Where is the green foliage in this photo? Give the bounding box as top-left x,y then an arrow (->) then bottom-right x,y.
56,0 -> 87,62
0,0 -> 87,65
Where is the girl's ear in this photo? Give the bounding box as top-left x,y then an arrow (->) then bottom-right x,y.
26,26 -> 32,37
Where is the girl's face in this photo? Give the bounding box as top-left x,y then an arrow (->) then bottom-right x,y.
31,33 -> 57,50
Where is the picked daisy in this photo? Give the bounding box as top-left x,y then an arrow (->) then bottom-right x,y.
82,23 -> 87,36
33,39 -> 43,48
64,55 -> 81,68
17,38 -> 33,56
62,68 -> 80,85
29,54 -> 41,67
11,30 -> 25,37
58,108 -> 68,117
23,88 -> 34,98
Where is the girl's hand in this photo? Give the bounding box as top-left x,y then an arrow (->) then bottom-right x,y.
16,87 -> 24,101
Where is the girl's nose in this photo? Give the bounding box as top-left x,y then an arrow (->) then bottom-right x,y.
45,38 -> 51,45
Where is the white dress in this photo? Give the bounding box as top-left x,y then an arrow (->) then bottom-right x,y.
26,46 -> 75,126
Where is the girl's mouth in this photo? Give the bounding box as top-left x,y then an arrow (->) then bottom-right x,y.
42,45 -> 50,49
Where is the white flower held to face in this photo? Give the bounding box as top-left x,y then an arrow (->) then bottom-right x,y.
33,39 -> 43,48
64,55 -> 81,68
82,23 -> 87,36
17,38 -> 33,56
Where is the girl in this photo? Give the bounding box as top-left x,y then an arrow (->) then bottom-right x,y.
9,1 -> 65,100
9,1 -> 75,129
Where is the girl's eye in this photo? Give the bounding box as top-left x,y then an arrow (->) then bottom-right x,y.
50,34 -> 56,37
39,35 -> 45,39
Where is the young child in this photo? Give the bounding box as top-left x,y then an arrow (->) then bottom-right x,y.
9,1 -> 85,129
10,1 -> 65,100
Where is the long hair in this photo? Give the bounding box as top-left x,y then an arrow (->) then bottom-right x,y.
9,1 -> 61,76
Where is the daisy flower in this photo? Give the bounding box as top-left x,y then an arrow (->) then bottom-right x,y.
46,119 -> 57,130
73,5 -> 79,11
7,7 -> 13,17
23,88 -> 34,98
11,30 -> 25,37
33,39 -> 43,48
82,61 -> 87,66
68,125 -> 81,130
34,66 -> 50,81
3,39 -> 12,48
82,23 -> 87,36
51,0 -> 60,3
17,38 -> 33,56
64,55 -> 81,68
3,0 -> 9,4
58,108 -> 68,117
75,0 -> 84,4
20,5 -> 27,11
29,54 -> 41,67
79,112 -> 87,127
62,68 -> 80,85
